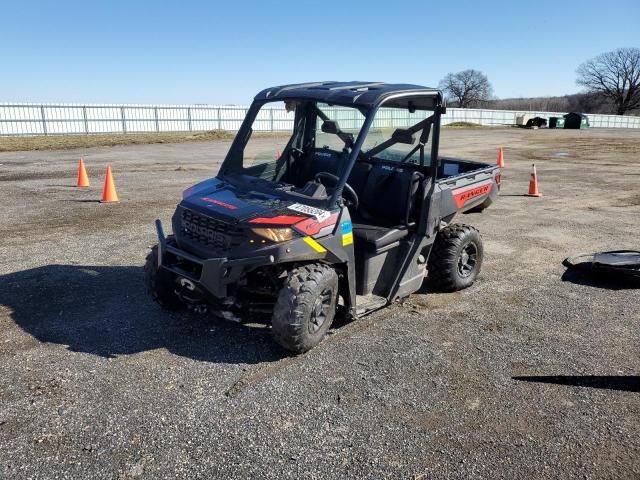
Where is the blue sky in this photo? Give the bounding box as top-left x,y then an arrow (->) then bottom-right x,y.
2,0 -> 638,104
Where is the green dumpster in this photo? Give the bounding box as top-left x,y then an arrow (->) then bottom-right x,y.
563,112 -> 589,129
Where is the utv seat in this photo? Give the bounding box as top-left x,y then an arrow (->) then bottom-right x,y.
349,224 -> 409,252
348,163 -> 424,253
297,148 -> 346,186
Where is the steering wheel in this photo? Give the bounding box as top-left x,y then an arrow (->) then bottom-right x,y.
314,172 -> 359,210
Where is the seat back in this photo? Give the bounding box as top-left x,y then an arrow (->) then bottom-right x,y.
359,164 -> 424,225
297,148 -> 345,186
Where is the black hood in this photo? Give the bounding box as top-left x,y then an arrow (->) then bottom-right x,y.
180,176 -> 294,223
174,176 -> 339,258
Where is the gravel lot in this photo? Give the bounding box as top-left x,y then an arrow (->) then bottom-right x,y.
0,128 -> 638,479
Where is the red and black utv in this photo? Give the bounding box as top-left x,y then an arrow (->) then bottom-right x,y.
146,82 -> 500,353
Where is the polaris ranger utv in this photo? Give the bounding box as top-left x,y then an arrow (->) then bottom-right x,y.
145,82 -> 500,353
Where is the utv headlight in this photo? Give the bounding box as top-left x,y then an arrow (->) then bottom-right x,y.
250,227 -> 294,243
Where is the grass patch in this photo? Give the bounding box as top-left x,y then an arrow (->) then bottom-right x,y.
0,130 -> 236,152
444,122 -> 485,128
443,122 -> 485,128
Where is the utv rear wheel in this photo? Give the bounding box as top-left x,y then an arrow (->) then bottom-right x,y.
144,244 -> 183,310
272,264 -> 339,354
428,224 -> 483,292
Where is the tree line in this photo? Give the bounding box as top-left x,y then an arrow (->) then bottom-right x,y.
438,48 -> 640,115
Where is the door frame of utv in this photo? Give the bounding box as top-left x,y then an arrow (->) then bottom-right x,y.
324,93 -> 444,303
387,101 -> 444,301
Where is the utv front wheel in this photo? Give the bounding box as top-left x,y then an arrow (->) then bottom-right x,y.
144,244 -> 183,310
272,264 -> 339,354
428,224 -> 483,292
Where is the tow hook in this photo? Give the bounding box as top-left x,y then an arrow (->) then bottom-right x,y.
174,277 -> 207,313
179,277 -> 196,291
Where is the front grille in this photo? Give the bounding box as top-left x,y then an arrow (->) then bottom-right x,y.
180,208 -> 244,250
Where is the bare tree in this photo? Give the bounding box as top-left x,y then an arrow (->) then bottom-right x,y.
576,48 -> 640,115
438,69 -> 493,108
488,92 -> 611,114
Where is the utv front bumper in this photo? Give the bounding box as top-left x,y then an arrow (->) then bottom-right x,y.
155,219 -> 274,299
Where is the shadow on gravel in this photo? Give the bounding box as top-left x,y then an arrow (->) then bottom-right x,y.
513,375 -> 640,392
0,265 -> 288,364
561,268 -> 639,290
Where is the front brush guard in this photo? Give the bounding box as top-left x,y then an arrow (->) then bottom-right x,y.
154,219 -> 275,299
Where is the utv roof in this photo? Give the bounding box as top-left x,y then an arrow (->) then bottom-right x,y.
255,81 -> 443,110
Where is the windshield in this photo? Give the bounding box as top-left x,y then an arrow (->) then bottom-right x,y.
221,100 -> 366,182
228,100 -> 296,180
219,98 -> 435,203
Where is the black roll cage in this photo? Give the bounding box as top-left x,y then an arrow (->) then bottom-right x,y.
220,91 -> 444,209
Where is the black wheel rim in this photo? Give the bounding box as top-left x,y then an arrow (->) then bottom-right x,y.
309,288 -> 332,334
458,242 -> 478,278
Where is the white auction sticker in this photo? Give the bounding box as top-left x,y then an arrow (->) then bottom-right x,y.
288,203 -> 330,222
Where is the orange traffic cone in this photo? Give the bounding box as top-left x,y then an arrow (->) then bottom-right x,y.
101,165 -> 119,203
527,164 -> 542,197
496,147 -> 505,168
77,158 -> 90,187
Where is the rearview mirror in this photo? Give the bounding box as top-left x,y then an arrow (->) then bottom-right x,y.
391,128 -> 415,145
321,120 -> 340,134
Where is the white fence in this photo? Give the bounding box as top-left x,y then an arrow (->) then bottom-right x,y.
444,108 -> 640,129
1,102 -> 639,136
